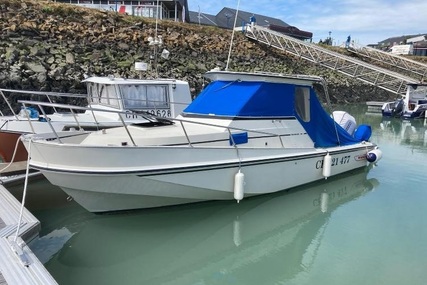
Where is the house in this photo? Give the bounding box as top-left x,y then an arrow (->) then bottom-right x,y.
188,7 -> 312,41
51,0 -> 190,22
51,1 -> 312,42
375,34 -> 427,56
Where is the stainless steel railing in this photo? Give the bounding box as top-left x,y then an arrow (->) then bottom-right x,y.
0,88 -> 87,118
18,100 -> 288,148
1,88 -> 190,119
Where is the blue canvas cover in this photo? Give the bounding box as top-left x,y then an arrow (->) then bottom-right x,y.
183,80 -> 364,147
298,89 -> 362,147
184,80 -> 295,116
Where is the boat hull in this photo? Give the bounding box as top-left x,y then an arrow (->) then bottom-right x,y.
0,131 -> 28,162
28,141 -> 375,212
0,119 -> 68,163
402,109 -> 426,119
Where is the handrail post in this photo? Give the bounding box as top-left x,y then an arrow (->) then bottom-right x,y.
45,93 -> 58,113
70,108 -> 82,131
1,90 -> 19,119
37,104 -> 62,144
228,128 -> 242,170
179,121 -> 192,147
278,134 -> 284,148
118,115 -> 137,146
21,103 -> 36,134
88,107 -> 101,130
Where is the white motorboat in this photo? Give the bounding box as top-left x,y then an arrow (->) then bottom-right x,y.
0,76 -> 192,163
22,70 -> 382,213
381,83 -> 427,119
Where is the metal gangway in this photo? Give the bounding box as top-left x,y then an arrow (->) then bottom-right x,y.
346,44 -> 427,82
244,25 -> 421,96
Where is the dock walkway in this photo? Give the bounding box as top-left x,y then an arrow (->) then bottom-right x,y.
0,184 -> 57,285
366,101 -> 384,114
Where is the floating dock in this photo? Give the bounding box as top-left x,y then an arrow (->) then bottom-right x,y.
0,162 -> 31,177
0,183 -> 57,285
366,101 -> 384,114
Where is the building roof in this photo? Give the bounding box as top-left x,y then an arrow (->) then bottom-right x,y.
407,35 -> 427,43
188,11 -> 218,26
215,7 -> 289,29
188,7 -> 312,40
378,33 -> 427,46
188,7 -> 289,29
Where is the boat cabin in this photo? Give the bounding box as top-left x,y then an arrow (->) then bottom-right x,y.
83,76 -> 192,118
183,70 -> 369,148
405,84 -> 427,109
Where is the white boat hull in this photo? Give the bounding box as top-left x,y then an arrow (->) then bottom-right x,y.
28,140 -> 374,212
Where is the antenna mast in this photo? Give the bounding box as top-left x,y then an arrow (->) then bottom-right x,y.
225,0 -> 241,71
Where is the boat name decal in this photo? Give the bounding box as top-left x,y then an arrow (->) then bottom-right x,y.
354,154 -> 367,161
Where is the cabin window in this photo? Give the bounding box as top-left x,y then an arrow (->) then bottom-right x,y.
121,85 -> 169,109
87,83 -> 102,104
294,86 -> 310,122
98,85 -> 120,107
87,83 -> 95,103
147,85 -> 168,108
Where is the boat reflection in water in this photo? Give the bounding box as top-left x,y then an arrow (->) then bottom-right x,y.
27,168 -> 378,285
380,118 -> 427,147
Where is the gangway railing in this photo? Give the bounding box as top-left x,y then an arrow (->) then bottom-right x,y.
244,25 -> 420,96
346,44 -> 427,82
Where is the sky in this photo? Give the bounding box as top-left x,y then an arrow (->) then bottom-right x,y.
187,0 -> 427,46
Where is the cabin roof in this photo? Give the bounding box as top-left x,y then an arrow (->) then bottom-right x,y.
204,70 -> 323,85
186,71 -> 324,118
82,77 -> 188,85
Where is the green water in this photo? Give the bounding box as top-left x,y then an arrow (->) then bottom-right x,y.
7,105 -> 427,285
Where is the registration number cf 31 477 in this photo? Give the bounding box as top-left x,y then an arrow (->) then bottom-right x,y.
315,155 -> 351,169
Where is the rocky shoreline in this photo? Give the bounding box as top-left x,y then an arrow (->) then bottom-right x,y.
1,0 -> 397,108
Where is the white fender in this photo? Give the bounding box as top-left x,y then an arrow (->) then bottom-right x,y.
367,148 -> 383,163
322,153 -> 332,179
234,171 -> 245,202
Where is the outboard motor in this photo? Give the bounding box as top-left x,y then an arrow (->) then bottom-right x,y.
332,111 -> 356,135
391,99 -> 404,117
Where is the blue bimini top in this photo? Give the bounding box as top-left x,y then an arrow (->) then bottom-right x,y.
183,78 -> 364,147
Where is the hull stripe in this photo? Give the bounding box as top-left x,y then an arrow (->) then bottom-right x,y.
31,145 -> 373,176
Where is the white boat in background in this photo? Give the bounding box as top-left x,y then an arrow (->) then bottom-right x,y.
0,76 -> 192,163
381,83 -> 427,119
23,70 -> 382,213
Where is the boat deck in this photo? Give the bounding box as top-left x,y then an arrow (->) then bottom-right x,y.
0,184 -> 57,285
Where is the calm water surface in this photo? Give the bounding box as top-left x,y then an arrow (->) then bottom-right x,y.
7,104 -> 427,285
